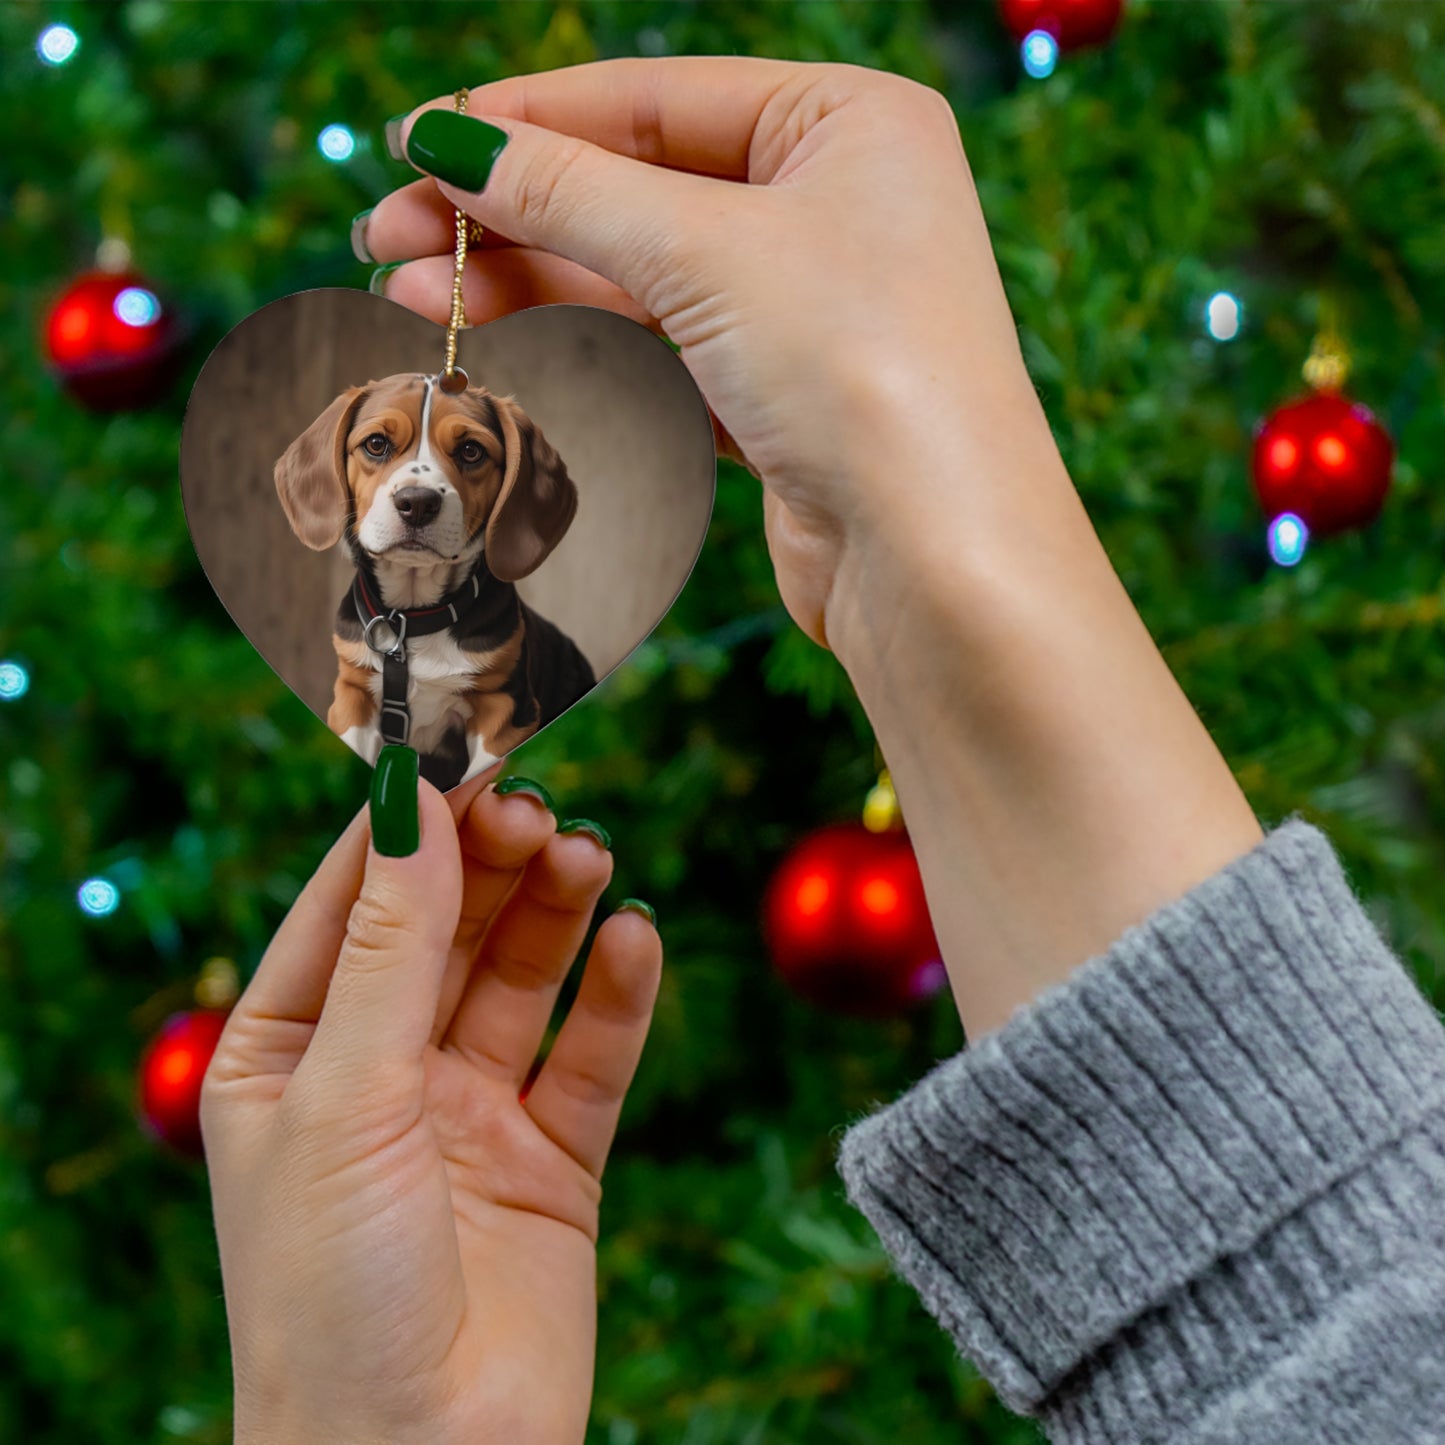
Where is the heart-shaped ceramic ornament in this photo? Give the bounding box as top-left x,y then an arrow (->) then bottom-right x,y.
180,289 -> 715,792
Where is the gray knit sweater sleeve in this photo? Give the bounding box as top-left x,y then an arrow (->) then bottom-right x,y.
836,819 -> 1445,1443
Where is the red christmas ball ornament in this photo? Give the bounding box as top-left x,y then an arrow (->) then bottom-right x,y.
44,269 -> 184,410
763,822 -> 945,1017
1251,391 -> 1394,537
998,0 -> 1124,50
137,1009 -> 230,1157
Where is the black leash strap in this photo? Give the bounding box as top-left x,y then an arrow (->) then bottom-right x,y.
380,648 -> 411,747
352,567 -> 484,749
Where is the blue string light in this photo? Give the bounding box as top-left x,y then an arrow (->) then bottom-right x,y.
37,24 -> 79,66
114,287 -> 162,327
1267,512 -> 1309,567
1021,30 -> 1059,79
0,660 -> 29,701
1205,291 -> 1243,342
318,124 -> 356,162
78,878 -> 121,918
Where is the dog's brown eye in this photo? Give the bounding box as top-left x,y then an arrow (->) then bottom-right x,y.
456,439 -> 485,466
362,433 -> 390,458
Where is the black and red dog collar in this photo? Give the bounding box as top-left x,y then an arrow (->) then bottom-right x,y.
351,563 -> 486,748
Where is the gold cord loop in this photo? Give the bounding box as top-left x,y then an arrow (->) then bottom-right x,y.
440,88 -> 477,394
1302,293 -> 1350,393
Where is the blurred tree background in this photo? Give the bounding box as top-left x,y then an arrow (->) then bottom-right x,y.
2,2 -> 1443,1442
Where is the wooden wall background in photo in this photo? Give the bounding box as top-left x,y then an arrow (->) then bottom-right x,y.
180,290 -> 715,726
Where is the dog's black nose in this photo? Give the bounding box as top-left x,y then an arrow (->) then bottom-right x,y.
392,486 -> 442,528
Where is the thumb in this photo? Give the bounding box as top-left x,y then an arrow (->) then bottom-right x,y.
303,748 -> 463,1087
397,107 -> 738,317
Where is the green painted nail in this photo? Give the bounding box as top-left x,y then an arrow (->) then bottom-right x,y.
384,113 -> 409,162
405,110 -> 509,192
371,745 -> 420,857
369,261 -> 403,297
350,208 -> 375,264
617,898 -> 656,926
493,775 -> 556,812
558,818 -> 611,851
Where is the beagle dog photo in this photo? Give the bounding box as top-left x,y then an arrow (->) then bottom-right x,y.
274,372 -> 596,792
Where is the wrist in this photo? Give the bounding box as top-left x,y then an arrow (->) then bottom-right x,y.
232,1382 -> 417,1445
822,362 -> 1080,681
822,397 -> 1262,1038
234,1409 -> 427,1445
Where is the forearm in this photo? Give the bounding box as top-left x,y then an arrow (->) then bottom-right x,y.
826,379 -> 1262,1040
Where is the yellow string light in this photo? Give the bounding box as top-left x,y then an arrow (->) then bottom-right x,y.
1303,294 -> 1350,392
863,767 -> 902,833
194,956 -> 240,1010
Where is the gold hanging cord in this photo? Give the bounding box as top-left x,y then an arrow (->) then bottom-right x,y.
439,88 -> 483,393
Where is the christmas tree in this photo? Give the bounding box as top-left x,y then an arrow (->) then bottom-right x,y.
2,3 -> 1442,1441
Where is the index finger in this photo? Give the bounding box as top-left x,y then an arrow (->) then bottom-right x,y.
404,55 -> 813,182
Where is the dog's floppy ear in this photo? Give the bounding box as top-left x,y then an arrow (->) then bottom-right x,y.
274,386 -> 365,550
485,396 -> 578,582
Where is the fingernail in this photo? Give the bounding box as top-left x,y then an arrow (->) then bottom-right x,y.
493,775 -> 555,812
617,898 -> 656,926
369,261 -> 404,297
350,208 -> 375,264
405,110 -> 510,192
558,818 -> 611,851
384,113 -> 409,162
371,745 -> 420,857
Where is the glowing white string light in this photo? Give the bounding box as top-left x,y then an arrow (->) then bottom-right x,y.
38,24 -> 79,66
318,124 -> 356,162
78,878 -> 121,917
1022,30 -> 1059,79
1205,291 -> 1242,342
1267,512 -> 1309,567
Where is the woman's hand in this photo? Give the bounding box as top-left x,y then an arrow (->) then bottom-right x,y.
361,57 -> 1055,655
201,771 -> 661,1445
364,58 -> 1262,1042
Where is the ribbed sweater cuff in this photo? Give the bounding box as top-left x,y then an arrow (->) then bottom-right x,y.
836,818 -> 1445,1432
